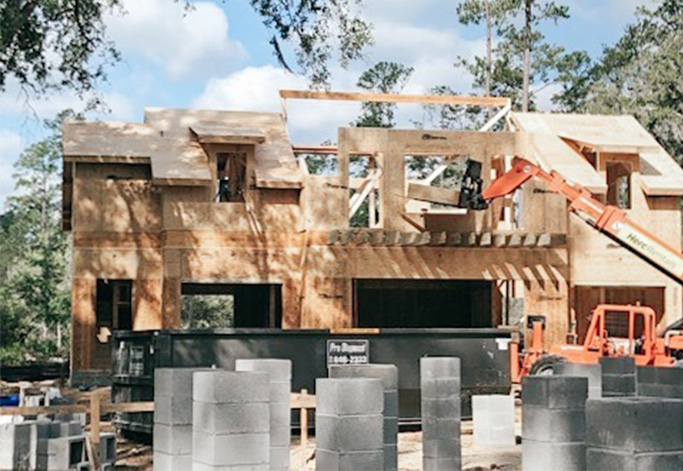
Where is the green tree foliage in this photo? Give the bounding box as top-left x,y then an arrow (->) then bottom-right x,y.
353,61 -> 414,128
0,111 -> 75,364
0,0 -> 373,98
350,62 -> 413,226
456,0 -> 585,111
181,295 -> 234,329
578,0 -> 683,161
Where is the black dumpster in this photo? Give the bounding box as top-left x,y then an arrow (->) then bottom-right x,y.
111,328 -> 512,435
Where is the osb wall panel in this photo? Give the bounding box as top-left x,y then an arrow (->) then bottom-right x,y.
163,201 -> 302,232
525,279 -> 569,347
73,179 -> 161,233
133,279 -> 163,330
302,176 -> 348,230
72,248 -> 163,280
71,278 -> 96,370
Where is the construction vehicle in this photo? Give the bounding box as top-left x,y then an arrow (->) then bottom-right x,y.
458,157 -> 683,382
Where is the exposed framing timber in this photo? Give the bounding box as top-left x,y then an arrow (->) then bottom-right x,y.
280,89 -> 511,107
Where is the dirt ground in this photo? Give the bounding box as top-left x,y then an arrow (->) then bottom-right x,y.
114,419 -> 522,471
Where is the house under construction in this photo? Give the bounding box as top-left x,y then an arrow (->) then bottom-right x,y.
61,90 -> 683,382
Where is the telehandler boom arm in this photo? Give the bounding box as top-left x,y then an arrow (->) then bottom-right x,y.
480,157 -> 683,284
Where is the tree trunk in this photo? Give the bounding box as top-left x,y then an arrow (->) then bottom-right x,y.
522,0 -> 532,112
485,0 -> 492,97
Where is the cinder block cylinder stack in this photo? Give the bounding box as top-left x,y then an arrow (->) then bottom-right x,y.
472,395 -> 516,448
522,376 -> 588,471
315,378 -> 384,471
236,358 -> 292,471
420,357 -> 462,471
586,397 -> 683,470
329,364 -> 399,471
637,366 -> 683,398
554,362 -> 602,398
154,368 -> 204,471
600,357 -> 636,397
192,371 -> 270,471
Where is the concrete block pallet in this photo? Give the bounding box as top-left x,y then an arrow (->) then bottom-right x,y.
522,376 -> 588,471
236,358 -> 292,471
329,363 -> 399,471
586,397 -> 683,470
316,378 -> 384,471
421,357 -> 461,471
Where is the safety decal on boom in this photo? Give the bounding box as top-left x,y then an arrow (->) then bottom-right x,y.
616,223 -> 683,278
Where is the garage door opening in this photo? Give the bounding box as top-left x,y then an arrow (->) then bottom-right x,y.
181,283 -> 282,329
354,279 -> 494,328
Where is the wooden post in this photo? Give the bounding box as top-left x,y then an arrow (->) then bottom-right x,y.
300,389 -> 309,448
90,390 -> 102,470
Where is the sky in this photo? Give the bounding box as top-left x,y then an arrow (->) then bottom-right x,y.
0,0 -> 654,207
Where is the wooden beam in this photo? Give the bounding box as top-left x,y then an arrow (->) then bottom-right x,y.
350,171 -> 382,218
280,89 -> 511,107
406,182 -> 461,206
479,103 -> 512,132
400,213 -> 426,232
446,232 -> 463,246
292,145 -> 338,154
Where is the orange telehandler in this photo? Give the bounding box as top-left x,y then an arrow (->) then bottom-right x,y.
458,157 -> 683,382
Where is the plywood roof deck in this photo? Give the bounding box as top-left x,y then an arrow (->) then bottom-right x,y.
512,112 -> 683,196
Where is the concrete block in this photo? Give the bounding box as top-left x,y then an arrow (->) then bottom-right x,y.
193,371 -> 270,404
268,381 -> 291,404
328,364 -> 398,391
192,431 -> 270,466
522,439 -> 585,471
422,417 -> 460,440
602,374 -> 636,397
522,406 -> 585,442
586,397 -> 683,452
423,456 -> 461,471
315,449 -> 384,471
600,356 -> 636,375
638,383 -> 683,399
154,450 -> 192,471
654,366 -> 683,385
100,432 -> 117,464
192,464 -> 269,471
155,395 -> 193,425
0,422 -> 33,470
193,401 -> 270,435
269,403 -> 291,428
44,435 -> 86,470
316,414 -> 384,452
270,425 -> 290,447
423,438 -> 461,458
636,366 -> 658,384
554,362 -> 602,399
383,417 -> 398,445
235,358 -> 292,381
270,445 -> 290,468
473,395 -> 516,447
586,447 -> 683,471
420,357 -> 461,380
155,368 -> 213,399
154,423 -> 192,455
384,391 -> 399,416
421,378 -> 461,400
522,376 -> 588,409
316,378 -> 384,416
421,397 -> 461,418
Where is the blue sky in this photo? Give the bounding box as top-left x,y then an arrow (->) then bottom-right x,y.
0,0 -> 653,207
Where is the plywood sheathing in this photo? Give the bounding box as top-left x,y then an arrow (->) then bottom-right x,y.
190,123 -> 266,145
513,112 -> 683,196
145,108 -> 303,189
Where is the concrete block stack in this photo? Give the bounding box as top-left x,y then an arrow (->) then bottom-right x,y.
600,357 -> 636,397
586,397 -> 683,470
315,378 -> 384,471
329,364 -> 399,471
420,357 -> 461,471
236,358 -> 292,471
193,370 -> 270,471
554,362 -> 602,398
99,432 -> 117,468
472,395 -> 516,448
637,366 -> 683,398
522,376 -> 588,471
43,435 -> 87,470
154,368 -> 204,471
0,422 -> 34,470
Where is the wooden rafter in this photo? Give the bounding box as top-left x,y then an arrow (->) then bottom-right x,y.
280,89 -> 511,107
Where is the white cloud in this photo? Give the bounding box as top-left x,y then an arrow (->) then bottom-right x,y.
107,0 -> 247,80
0,130 -> 23,208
